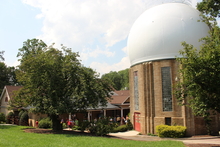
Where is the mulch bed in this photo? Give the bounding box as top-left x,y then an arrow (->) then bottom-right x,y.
23,128 -> 220,147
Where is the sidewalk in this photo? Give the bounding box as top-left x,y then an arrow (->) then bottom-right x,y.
109,131 -> 220,145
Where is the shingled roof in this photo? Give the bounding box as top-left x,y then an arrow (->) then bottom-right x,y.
109,90 -> 130,105
0,85 -> 23,101
4,85 -> 22,98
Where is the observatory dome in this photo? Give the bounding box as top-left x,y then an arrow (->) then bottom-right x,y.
127,3 -> 209,66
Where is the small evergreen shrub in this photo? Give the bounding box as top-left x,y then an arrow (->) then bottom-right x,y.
38,117 -> 52,129
126,119 -> 133,130
19,111 -> 29,126
72,125 -> 81,130
156,125 -> 186,138
112,125 -> 128,133
147,133 -> 157,136
18,110 -> 24,119
6,112 -> 14,124
0,113 -> 6,123
62,122 -> 67,129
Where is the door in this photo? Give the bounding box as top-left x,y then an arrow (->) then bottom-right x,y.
134,112 -> 141,132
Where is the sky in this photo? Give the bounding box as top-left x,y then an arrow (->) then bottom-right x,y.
0,0 -> 210,75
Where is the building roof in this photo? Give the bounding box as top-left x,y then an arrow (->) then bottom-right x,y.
0,85 -> 22,101
87,102 -> 120,110
87,90 -> 130,110
5,85 -> 22,98
127,3 -> 209,66
109,90 -> 130,105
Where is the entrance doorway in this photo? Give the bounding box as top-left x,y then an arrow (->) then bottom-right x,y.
134,112 -> 141,132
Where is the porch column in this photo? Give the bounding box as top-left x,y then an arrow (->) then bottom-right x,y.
69,113 -> 71,120
120,108 -> 124,125
88,111 -> 91,122
104,110 -> 106,117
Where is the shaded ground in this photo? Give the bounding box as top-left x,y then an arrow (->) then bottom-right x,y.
24,128 -> 220,147
185,144 -> 220,147
24,128 -> 100,136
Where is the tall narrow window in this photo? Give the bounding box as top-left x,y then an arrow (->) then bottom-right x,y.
5,97 -> 8,102
161,67 -> 172,111
134,71 -> 139,110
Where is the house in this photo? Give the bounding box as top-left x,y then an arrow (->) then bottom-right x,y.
86,90 -> 130,123
0,85 -> 130,126
0,85 -> 22,116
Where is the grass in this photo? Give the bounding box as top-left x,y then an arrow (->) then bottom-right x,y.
0,125 -> 185,147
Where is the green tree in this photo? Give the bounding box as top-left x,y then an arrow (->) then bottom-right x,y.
118,69 -> 129,90
0,62 -> 10,94
197,0 -> 220,18
101,68 -> 129,90
0,63 -> 20,94
0,51 -> 4,61
102,71 -> 122,90
175,0 -> 220,134
11,39 -> 113,130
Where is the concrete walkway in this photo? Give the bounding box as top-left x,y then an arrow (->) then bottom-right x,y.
109,131 -> 220,145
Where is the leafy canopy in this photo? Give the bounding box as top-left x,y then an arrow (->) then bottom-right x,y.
101,68 -> 129,90
12,39 -> 113,117
175,0 -> 220,117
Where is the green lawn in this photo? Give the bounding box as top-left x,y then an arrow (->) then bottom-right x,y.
0,125 -> 185,147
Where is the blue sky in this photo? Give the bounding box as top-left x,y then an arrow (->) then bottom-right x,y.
0,0 -> 207,75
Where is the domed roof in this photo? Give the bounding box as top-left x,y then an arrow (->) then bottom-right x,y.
127,3 -> 209,66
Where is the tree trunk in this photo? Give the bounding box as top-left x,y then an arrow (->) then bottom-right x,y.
51,114 -> 62,131
204,116 -> 212,135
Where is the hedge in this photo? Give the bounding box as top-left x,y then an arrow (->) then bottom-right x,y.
156,125 -> 186,138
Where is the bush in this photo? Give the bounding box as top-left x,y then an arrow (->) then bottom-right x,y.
79,120 -> 90,132
88,117 -> 113,136
38,117 -> 52,129
0,113 -> 6,123
6,112 -> 14,124
62,122 -> 67,129
72,125 -> 81,130
112,125 -> 128,133
18,110 -> 24,119
156,125 -> 186,138
126,119 -> 133,130
19,111 -> 29,126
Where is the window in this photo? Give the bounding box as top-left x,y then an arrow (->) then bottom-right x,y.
5,97 -> 8,102
165,117 -> 171,126
161,67 -> 172,111
134,71 -> 139,110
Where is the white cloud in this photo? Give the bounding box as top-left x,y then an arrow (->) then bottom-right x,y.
21,0 -> 147,74
21,0 -> 204,74
22,0 -> 147,49
90,56 -> 130,76
80,46 -> 115,62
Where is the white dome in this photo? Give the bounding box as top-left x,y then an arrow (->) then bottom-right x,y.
127,3 -> 209,66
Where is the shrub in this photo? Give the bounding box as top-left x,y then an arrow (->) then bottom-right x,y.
19,111 -> 29,126
112,125 -> 128,133
88,117 -> 113,136
79,120 -> 90,132
38,117 -> 52,129
62,122 -> 67,129
0,113 -> 6,123
6,112 -> 14,124
18,110 -> 24,119
126,119 -> 133,130
156,125 -> 186,138
72,125 -> 81,130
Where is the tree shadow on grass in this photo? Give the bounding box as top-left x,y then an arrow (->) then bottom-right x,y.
23,128 -> 118,139
0,124 -> 18,129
